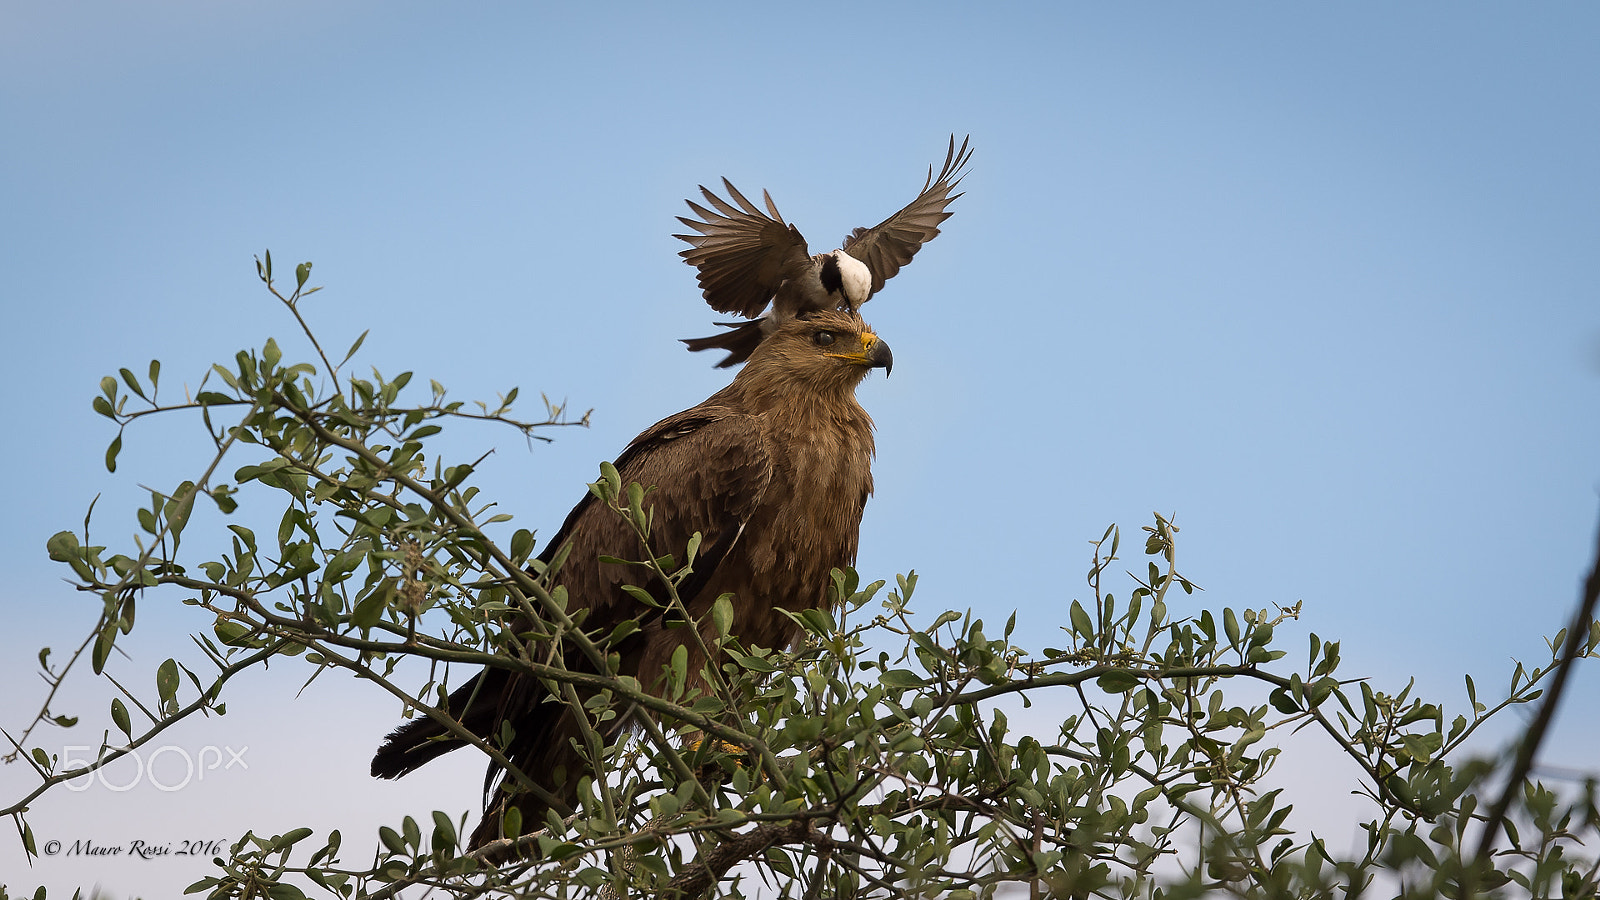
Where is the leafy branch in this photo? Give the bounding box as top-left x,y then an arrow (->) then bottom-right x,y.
6,257 -> 1599,900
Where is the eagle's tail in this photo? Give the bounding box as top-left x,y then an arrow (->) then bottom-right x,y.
370,669 -> 506,779
370,664 -> 594,852
468,700 -> 597,850
681,320 -> 765,368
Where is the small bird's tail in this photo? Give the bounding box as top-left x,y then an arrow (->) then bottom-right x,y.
682,320 -> 766,368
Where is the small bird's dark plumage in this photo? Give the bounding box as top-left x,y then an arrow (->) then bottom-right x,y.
675,135 -> 972,367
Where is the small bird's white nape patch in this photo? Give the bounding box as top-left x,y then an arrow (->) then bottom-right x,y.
831,250 -> 873,310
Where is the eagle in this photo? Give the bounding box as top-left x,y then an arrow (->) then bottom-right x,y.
370,309 -> 893,849
676,135 -> 972,367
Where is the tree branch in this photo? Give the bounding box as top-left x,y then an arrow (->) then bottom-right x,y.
1475,510 -> 1600,862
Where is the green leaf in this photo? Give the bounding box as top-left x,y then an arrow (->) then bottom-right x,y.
92,622 -> 116,673
1248,646 -> 1281,664
730,651 -> 777,673
669,644 -> 688,681
606,619 -> 641,645
620,584 -> 661,607
165,481 -> 196,538
598,461 -> 622,500
378,825 -> 406,856
324,544 -> 367,584
502,806 -> 522,841
156,658 -> 179,706
510,529 -> 534,562
1268,688 -> 1300,714
338,330 -> 369,368
879,669 -> 927,689
227,524 -> 258,549
214,619 -> 254,647
1070,600 -> 1094,641
270,827 -> 314,852
119,367 -> 147,401
800,607 -> 836,636
625,481 -> 646,523
1096,669 -> 1140,694
46,531 -> 80,563
711,594 -> 734,638
105,433 -> 123,473
431,810 -> 457,853
111,698 -> 132,737
351,589 -> 387,630
295,261 -> 312,289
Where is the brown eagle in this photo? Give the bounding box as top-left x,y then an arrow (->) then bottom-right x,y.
677,135 -> 971,367
370,309 -> 893,848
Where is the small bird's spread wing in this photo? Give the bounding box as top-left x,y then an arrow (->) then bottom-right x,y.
841,135 -> 974,297
674,179 -> 811,318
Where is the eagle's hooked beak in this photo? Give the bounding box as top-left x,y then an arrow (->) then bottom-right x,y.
827,331 -> 894,377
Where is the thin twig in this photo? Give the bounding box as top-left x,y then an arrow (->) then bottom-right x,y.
1475,511 -> 1600,862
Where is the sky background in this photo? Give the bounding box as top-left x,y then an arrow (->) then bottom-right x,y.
4,3 -> 1599,896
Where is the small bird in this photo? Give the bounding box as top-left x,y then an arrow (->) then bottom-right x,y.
676,135 -> 972,367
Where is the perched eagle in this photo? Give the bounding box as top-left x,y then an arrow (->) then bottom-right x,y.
676,135 -> 972,367
371,309 -> 893,849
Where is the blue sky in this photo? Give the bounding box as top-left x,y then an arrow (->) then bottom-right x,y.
4,3 -> 1599,896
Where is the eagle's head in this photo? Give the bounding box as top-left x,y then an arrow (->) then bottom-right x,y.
738,309 -> 893,399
